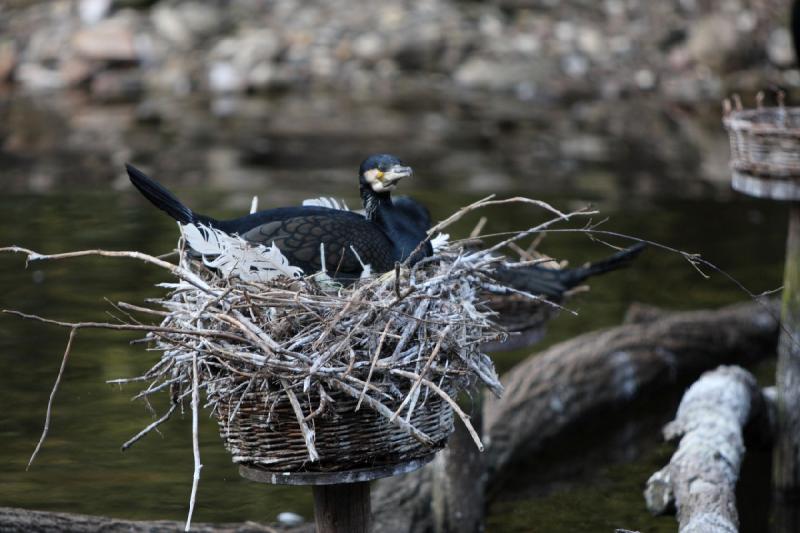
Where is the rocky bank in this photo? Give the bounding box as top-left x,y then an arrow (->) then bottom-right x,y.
0,0 -> 797,103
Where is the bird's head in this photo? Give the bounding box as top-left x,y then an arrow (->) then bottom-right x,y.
359,154 -> 413,194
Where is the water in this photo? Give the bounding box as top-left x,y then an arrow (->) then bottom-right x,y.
0,92 -> 788,530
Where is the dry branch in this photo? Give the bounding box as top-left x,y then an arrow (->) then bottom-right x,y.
643,366 -> 765,533
483,299 -> 779,482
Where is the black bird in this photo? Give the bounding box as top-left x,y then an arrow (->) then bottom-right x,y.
126,154 -> 431,279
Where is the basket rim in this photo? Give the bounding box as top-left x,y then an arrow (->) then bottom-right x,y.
724,107 -> 800,136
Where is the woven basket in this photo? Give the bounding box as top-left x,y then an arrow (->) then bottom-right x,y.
213,382 -> 455,471
723,106 -> 800,199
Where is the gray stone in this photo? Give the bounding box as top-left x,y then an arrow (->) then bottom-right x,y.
72,18 -> 138,61
151,3 -> 218,47
90,69 -> 144,101
767,28 -> 794,67
79,0 -> 112,25
0,41 -> 17,82
686,16 -> 738,70
276,512 -> 304,527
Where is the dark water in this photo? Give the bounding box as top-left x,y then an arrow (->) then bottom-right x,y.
0,92 -> 789,530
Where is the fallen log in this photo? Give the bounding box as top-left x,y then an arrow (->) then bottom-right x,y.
0,506 -> 309,533
643,366 -> 765,533
483,300 -> 778,483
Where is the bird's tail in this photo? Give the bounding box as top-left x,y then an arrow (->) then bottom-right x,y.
562,242 -> 646,288
126,163 -> 197,225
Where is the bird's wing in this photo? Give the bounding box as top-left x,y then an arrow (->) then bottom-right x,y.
240,215 -> 395,275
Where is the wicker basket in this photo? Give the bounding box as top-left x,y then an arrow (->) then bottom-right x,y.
213,382 -> 455,471
723,106 -> 800,200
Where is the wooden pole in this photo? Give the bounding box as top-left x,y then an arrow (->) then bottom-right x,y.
774,204 -> 800,494
312,482 -> 371,533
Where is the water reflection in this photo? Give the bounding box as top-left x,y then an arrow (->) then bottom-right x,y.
2,91 -> 734,198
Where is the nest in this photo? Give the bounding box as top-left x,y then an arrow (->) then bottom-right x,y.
125,197 -> 592,472
146,238 -> 504,471
723,103 -> 800,199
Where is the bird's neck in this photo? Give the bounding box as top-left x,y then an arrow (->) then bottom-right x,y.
362,187 -> 425,262
361,186 -> 393,223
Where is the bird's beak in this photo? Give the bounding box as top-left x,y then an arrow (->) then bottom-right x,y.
383,164 -> 413,183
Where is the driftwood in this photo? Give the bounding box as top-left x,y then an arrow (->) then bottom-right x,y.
371,299 -> 779,532
3,300 -> 779,532
483,299 -> 779,482
0,507 -> 308,533
643,366 -> 766,533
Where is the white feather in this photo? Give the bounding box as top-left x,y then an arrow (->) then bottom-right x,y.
348,245 -> 373,279
302,197 -> 350,210
181,224 -> 304,282
431,233 -> 450,253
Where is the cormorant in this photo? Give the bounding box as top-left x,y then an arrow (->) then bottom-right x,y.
126,154 -> 431,279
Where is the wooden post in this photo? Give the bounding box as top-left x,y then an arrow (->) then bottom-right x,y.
774,204 -> 800,494
313,482 -> 371,533
239,457 -> 435,533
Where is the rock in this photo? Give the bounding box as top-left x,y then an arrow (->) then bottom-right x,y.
0,41 -> 17,82
152,4 -> 191,46
767,28 -> 794,67
352,33 -> 383,61
59,56 -> 96,86
152,2 -> 220,48
634,69 -> 656,90
686,16 -> 738,70
208,61 -> 243,93
73,18 -> 138,62
561,54 -> 588,78
79,0 -> 112,25
277,512 -> 304,527
15,63 -> 64,90
208,30 -> 282,91
90,69 -> 144,101
577,27 -> 604,58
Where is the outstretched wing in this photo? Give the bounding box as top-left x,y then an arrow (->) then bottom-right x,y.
240,214 -> 395,276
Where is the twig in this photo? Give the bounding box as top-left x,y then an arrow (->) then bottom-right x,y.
121,402 -> 178,451
389,368 -> 484,452
282,379 -> 319,462
27,327 -> 77,470
357,318 -> 394,411
391,325 -> 451,422
185,351 -> 202,532
0,246 -> 214,294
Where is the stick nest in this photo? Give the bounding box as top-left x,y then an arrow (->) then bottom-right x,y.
144,227 -> 513,470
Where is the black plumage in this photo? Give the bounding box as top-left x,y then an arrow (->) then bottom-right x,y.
126,154 -> 431,279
